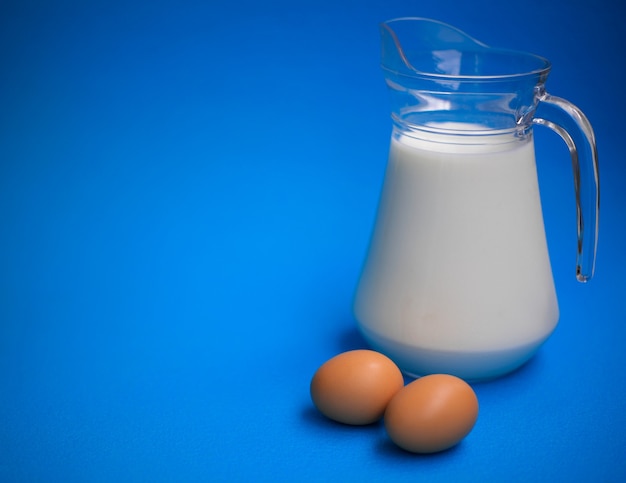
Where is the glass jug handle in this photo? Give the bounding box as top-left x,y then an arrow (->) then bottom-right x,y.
533,89 -> 600,282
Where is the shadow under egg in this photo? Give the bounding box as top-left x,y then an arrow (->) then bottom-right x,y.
300,405 -> 385,435
374,435 -> 465,460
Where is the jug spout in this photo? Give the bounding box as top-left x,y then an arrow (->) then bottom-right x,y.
380,17 -> 491,78
380,17 -> 551,81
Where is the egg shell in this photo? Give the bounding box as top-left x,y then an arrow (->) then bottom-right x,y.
310,349 -> 404,425
384,374 -> 479,453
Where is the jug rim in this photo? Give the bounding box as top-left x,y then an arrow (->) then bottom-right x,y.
381,17 -> 552,81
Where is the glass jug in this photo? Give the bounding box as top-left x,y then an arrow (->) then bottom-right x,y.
353,18 -> 599,381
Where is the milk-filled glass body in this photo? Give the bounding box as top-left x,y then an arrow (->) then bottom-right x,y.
353,18 -> 599,380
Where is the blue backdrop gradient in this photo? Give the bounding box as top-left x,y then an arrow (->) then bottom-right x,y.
1,0 -> 625,481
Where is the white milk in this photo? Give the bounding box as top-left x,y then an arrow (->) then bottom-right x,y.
353,127 -> 559,380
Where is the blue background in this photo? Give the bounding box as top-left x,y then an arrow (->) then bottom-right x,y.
1,0 -> 625,481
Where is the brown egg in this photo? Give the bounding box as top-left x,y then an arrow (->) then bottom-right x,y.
310,349 -> 404,425
384,374 -> 479,453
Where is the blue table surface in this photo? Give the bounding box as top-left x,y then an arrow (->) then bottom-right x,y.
1,0 -> 625,481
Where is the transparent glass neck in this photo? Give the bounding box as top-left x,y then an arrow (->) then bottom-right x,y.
381,17 -> 552,134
